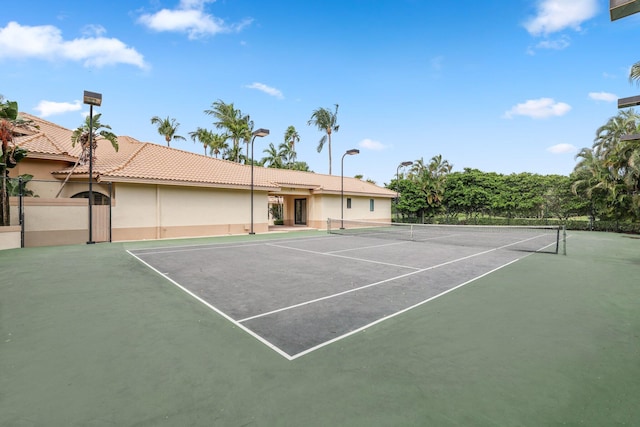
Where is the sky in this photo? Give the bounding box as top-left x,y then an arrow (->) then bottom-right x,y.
2,0 -> 640,186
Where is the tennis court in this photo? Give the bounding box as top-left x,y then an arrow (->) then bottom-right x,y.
129,221 -> 563,359
2,229 -> 639,426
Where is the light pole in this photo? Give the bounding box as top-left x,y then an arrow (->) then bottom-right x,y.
395,161 -> 413,220
341,148 -> 360,228
83,90 -> 102,244
249,128 -> 269,235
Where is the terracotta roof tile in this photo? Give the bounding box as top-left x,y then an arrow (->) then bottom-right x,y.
19,113 -> 395,197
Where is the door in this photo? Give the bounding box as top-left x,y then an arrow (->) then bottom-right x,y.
294,198 -> 307,225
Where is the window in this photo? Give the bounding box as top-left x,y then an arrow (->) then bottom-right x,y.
347,198 -> 352,209
369,199 -> 374,211
71,191 -> 110,205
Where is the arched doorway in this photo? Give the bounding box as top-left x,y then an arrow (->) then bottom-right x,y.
71,191 -> 111,242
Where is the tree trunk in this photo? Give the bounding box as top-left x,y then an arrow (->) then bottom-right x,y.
0,170 -> 9,226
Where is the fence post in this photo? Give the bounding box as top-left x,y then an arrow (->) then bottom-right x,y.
18,176 -> 24,248
109,182 -> 113,243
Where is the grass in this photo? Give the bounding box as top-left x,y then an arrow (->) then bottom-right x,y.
1,230 -> 639,426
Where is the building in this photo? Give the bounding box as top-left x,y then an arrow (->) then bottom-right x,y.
5,113 -> 396,247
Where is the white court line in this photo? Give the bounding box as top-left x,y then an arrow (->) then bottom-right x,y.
129,235 -> 332,256
325,240 -> 413,254
129,232 -> 557,360
126,249 -> 295,360
289,258 -> 522,360
238,239 -> 521,323
266,242 -> 421,270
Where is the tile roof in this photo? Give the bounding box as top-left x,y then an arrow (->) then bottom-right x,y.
17,113 -> 396,197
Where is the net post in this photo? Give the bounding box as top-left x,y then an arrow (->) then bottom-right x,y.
327,218 -> 331,234
562,225 -> 567,256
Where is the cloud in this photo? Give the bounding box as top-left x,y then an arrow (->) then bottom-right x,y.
33,100 -> 82,117
589,92 -> 617,102
359,138 -> 386,151
0,21 -> 146,68
503,97 -> 571,119
245,82 -> 283,99
547,143 -> 577,154
524,0 -> 598,36
533,35 -> 570,51
138,0 -> 253,39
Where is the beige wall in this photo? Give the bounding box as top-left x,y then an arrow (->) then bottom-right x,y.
12,159 -> 70,180
0,226 -> 21,250
10,197 -> 90,247
8,174 -> 392,246
112,183 -> 269,240
279,193 -> 392,229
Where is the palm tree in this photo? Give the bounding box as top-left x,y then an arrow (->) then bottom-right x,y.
150,116 -> 186,147
262,143 -> 284,168
189,127 -> 228,156
630,62 -> 640,84
56,113 -> 119,198
593,109 -> 638,158
71,113 -> 118,163
278,142 -> 296,167
407,155 -> 452,221
307,104 -> 339,174
205,100 -> 251,163
284,125 -> 300,151
209,133 -> 229,158
0,97 -> 33,226
283,126 -> 299,164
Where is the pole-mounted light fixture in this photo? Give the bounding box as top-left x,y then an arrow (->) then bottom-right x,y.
83,90 -> 102,244
341,148 -> 360,229
250,128 -> 270,235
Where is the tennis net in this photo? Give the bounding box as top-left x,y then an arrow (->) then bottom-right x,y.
327,218 -> 565,254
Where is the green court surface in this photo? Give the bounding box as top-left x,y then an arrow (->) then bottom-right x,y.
1,230 -> 639,426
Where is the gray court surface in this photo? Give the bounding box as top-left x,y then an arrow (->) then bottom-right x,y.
129,233 -> 555,359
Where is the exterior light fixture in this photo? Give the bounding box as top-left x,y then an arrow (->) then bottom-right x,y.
250,128 -> 270,235
341,148 -> 360,228
83,90 -> 102,244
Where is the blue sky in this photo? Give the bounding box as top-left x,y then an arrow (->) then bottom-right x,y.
1,0 -> 639,185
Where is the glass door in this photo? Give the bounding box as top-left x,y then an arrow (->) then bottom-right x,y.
294,198 -> 307,225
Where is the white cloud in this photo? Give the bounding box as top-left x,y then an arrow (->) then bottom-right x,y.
589,92 -> 617,102
138,0 -> 253,39
547,143 -> 577,154
0,21 -> 146,68
534,35 -> 570,50
503,98 -> 571,119
245,82 -> 283,99
359,138 -> 386,151
33,100 -> 82,117
524,0 -> 598,36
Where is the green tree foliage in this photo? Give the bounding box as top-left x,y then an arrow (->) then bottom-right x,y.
189,127 -> 228,157
390,164 -> 591,224
150,116 -> 186,148
308,104 -> 339,175
0,97 -> 33,226
205,100 -> 252,163
573,110 -> 640,222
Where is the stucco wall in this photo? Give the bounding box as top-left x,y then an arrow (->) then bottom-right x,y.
112,183 -> 269,240
0,226 -> 21,250
11,197 -> 90,247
